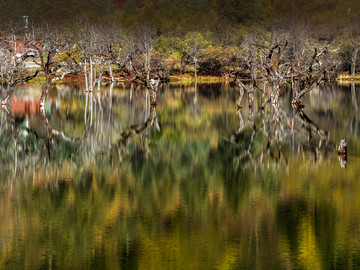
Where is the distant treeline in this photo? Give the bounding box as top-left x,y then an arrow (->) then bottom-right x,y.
1,0 -> 359,34
1,0 -> 360,78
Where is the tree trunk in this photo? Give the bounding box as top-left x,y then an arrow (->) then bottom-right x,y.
194,57 -> 197,79
109,62 -> 114,82
147,52 -> 151,81
13,35 -> 16,56
180,59 -> 186,74
352,83 -> 358,134
90,57 -> 93,92
84,59 -> 89,92
351,47 -> 359,76
145,52 -> 151,81
84,92 -> 89,126
40,83 -> 50,109
97,79 -> 101,92
145,52 -> 148,76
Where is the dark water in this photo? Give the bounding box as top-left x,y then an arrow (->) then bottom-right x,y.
0,82 -> 359,269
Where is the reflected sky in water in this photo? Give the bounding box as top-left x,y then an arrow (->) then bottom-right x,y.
0,82 -> 359,269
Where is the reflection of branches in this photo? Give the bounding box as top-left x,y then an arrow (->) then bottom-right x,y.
2,93 -> 83,172
294,109 -> 327,139
39,110 -> 52,160
2,105 -> 18,174
235,87 -> 254,135
109,106 -> 158,161
236,87 -> 244,110
231,91 -> 330,165
236,110 -> 245,134
108,83 -> 113,147
2,105 -> 52,170
233,90 -> 257,159
1,83 -> 158,173
40,82 -> 50,108
84,92 -> 95,134
2,105 -> 16,133
234,78 -> 255,112
351,83 -> 358,135
268,103 -> 286,143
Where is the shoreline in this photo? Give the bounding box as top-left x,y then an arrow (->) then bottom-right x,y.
4,73 -> 360,85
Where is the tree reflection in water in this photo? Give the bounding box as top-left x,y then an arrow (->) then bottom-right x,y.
231,82 -> 332,170
0,82 -> 160,172
0,82 -> 359,269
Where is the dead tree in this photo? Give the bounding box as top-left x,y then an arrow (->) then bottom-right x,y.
105,26 -> 161,106
136,25 -> 157,81
77,22 -> 109,92
0,34 -> 40,105
231,32 -> 288,111
253,32 -> 290,101
232,31 -> 333,108
25,25 -> 81,106
291,40 -> 332,106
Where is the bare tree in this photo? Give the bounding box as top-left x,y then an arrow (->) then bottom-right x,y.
21,24 -> 81,106
75,21 -> 108,92
232,30 -> 333,108
0,32 -> 40,105
136,25 -> 157,81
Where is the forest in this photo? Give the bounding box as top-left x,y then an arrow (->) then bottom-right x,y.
1,0 -> 360,80
0,0 -> 359,110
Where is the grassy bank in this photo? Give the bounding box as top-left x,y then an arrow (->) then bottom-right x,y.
336,74 -> 360,81
24,74 -> 230,84
169,74 -> 230,82
5,72 -> 358,86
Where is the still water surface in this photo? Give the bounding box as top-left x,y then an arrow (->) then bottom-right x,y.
0,82 -> 359,269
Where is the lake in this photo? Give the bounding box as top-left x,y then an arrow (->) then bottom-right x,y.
0,81 -> 359,269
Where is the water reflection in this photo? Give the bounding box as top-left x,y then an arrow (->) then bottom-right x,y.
232,83 -> 331,170
0,82 -> 359,269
